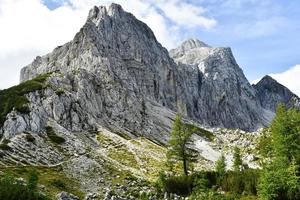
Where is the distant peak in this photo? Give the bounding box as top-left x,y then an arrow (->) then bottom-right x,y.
180,38 -> 211,50
87,3 -> 125,21
259,75 -> 277,83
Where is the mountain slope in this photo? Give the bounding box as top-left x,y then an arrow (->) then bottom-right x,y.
253,75 -> 300,111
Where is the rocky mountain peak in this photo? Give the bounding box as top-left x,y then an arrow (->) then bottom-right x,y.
254,75 -> 300,111
178,38 -> 211,50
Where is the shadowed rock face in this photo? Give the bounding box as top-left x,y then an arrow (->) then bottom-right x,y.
1,3 -> 278,141
253,75 -> 300,111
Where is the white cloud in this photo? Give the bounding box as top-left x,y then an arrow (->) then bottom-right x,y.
269,65 -> 300,97
157,0 -> 216,29
0,0 -> 215,89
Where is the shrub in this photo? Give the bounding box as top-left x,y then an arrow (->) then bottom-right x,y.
0,143 -> 11,151
0,170 -> 49,200
45,126 -> 65,144
50,179 -> 66,189
159,173 -> 193,196
55,88 -> 65,96
221,169 -> 260,195
25,134 -> 35,143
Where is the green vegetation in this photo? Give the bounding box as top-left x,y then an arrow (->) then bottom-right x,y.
45,126 -> 65,144
0,139 -> 11,151
184,123 -> 215,141
25,133 -> 36,143
215,153 -> 226,186
167,114 -> 198,176
257,104 -> 300,200
0,73 -> 50,125
0,169 -> 49,200
0,166 -> 84,199
55,88 -> 65,96
233,146 -> 243,172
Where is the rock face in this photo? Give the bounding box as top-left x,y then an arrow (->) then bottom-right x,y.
0,3 -> 277,141
170,39 -> 271,130
253,75 -> 300,111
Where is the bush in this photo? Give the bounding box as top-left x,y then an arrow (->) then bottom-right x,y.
25,134 -> 35,143
0,143 -> 11,151
0,170 -> 49,200
159,173 -> 193,196
50,179 -> 66,189
55,88 -> 65,96
45,126 -> 65,144
221,169 -> 260,195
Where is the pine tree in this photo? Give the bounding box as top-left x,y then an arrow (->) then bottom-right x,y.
215,153 -> 226,188
167,114 -> 197,176
233,146 -> 243,172
258,104 -> 300,200
216,153 -> 226,176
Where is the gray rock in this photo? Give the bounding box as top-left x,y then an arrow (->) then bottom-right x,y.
253,75 -> 300,111
56,192 -> 79,200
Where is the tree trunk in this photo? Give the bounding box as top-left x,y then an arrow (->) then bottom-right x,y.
183,158 -> 188,176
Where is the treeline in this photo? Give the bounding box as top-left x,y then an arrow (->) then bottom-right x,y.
157,105 -> 300,200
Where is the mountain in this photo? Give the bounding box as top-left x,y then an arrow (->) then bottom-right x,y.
0,3 -> 298,199
11,3 -> 271,142
253,75 -> 300,111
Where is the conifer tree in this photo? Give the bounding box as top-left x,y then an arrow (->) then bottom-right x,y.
167,114 -> 197,176
233,146 -> 243,172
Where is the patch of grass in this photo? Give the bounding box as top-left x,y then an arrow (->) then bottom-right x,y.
45,126 -> 65,144
0,139 -> 11,151
0,73 -> 51,125
55,88 -> 65,96
185,124 -> 215,141
0,166 -> 84,199
108,147 -> 139,169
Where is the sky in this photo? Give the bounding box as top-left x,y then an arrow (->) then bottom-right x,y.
0,0 -> 299,96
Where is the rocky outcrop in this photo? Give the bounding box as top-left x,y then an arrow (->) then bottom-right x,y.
253,75 -> 300,111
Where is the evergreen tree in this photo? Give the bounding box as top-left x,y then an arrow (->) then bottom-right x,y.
258,104 -> 300,200
216,154 -> 226,175
215,153 -> 226,188
233,146 -> 243,172
167,114 -> 197,176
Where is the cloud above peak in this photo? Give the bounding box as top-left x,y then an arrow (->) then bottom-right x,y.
0,0 -> 216,89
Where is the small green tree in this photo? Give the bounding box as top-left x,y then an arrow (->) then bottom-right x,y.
216,154 -> 226,175
215,153 -> 226,187
167,114 -> 197,176
233,146 -> 243,172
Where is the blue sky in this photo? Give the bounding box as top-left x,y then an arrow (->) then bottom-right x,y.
0,0 -> 299,95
